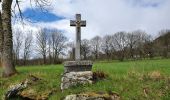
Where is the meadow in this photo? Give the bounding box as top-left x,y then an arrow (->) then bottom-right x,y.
0,59 -> 170,100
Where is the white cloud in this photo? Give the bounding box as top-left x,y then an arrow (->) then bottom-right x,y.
13,0 -> 170,40
68,0 -> 170,37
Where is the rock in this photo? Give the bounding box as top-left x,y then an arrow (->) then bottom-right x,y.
20,89 -> 51,100
4,80 -> 28,100
64,92 -> 120,100
19,89 -> 37,100
61,71 -> 93,90
64,94 -> 105,100
4,75 -> 51,100
64,95 -> 77,100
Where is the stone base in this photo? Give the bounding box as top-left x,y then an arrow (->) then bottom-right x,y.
61,71 -> 93,90
64,60 -> 93,73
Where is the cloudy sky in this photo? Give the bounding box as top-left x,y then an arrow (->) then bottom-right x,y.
13,0 -> 170,41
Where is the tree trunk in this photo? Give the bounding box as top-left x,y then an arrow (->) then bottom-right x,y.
0,12 -> 3,67
24,56 -> 26,65
43,54 -> 46,64
1,0 -> 17,77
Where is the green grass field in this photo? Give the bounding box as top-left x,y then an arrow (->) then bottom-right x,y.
0,59 -> 170,100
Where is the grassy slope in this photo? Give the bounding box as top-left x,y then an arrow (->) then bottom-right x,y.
0,59 -> 170,99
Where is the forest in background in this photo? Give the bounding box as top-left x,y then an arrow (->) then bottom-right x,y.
1,28 -> 168,66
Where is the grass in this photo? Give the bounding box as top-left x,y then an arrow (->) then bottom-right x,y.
0,59 -> 170,99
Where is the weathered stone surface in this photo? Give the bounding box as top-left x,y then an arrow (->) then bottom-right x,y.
19,89 -> 51,100
70,14 -> 86,61
64,92 -> 120,100
4,80 -> 28,100
61,71 -> 93,90
64,60 -> 92,66
64,60 -> 93,72
4,75 -> 51,100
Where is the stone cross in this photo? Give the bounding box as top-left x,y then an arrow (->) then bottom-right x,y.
70,14 -> 86,61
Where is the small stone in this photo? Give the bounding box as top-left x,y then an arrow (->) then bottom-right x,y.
64,92 -> 120,100
64,95 -> 77,100
20,89 -> 37,100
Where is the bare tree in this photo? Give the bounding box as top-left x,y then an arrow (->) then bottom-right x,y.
13,29 -> 23,64
126,31 -> 153,59
143,38 -> 154,59
47,34 -> 52,64
134,30 -> 151,59
157,29 -> 170,58
36,29 -> 48,64
67,42 -> 75,60
102,35 -> 113,60
90,36 -> 102,60
81,39 -> 90,60
23,32 -> 33,65
126,32 -> 140,59
51,31 -> 67,63
112,32 -> 128,61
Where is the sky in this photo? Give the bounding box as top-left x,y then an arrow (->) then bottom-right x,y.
12,0 -> 170,41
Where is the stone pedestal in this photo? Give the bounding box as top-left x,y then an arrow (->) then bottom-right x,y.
64,60 -> 93,73
61,60 -> 93,90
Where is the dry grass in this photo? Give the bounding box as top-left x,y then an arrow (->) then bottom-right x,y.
93,70 -> 108,81
148,71 -> 162,80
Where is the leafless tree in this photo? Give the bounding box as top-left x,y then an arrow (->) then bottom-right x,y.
112,32 -> 128,61
47,34 -> 52,64
134,30 -> 151,59
36,29 -> 48,64
67,42 -> 75,60
23,31 -> 33,65
102,35 -> 113,60
90,36 -> 102,60
143,38 -> 154,59
51,31 -> 67,63
81,39 -> 90,60
13,29 -> 23,64
126,32 -> 140,59
156,29 -> 170,58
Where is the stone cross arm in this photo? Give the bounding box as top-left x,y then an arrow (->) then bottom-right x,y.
70,20 -> 86,27
70,14 -> 86,27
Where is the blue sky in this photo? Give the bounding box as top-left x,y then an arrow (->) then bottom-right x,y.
23,8 -> 65,22
13,0 -> 170,40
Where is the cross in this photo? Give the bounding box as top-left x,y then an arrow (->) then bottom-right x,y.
70,14 -> 86,61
